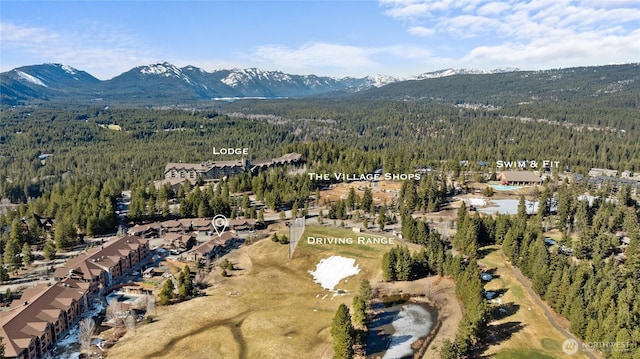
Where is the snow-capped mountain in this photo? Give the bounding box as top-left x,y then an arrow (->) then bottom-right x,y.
6,62 -> 634,106
2,63 -> 100,88
415,67 -> 520,80
0,63 -> 101,104
2,62 -> 405,104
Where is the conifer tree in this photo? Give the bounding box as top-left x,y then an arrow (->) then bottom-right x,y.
159,278 -> 174,305
21,242 -> 33,266
381,250 -> 396,282
352,295 -> 367,328
331,304 -> 355,359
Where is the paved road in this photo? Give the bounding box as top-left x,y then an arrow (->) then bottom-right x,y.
506,254 -> 599,359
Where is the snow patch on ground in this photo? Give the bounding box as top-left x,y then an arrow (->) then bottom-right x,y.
16,71 -> 47,87
464,198 -> 486,207
55,301 -> 105,350
309,256 -> 360,291
383,304 -> 433,359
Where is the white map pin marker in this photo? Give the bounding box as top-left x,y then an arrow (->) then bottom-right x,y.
212,214 -> 229,237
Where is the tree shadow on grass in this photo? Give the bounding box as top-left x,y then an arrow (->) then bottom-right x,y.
478,246 -> 497,259
482,267 -> 499,277
491,302 -> 520,320
474,321 -> 527,358
485,287 -> 509,300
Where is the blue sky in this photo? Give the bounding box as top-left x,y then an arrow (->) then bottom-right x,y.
1,0 -> 639,79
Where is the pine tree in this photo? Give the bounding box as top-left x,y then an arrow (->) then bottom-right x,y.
21,242 -> 33,266
178,265 -> 194,300
159,278 -> 174,305
352,295 -> 367,328
517,195 -> 527,218
3,237 -> 21,270
43,240 -> 57,260
346,187 -> 357,211
361,188 -> 373,214
395,246 -> 412,281
0,266 -> 8,281
359,279 -> 372,301
381,250 -> 396,282
377,211 -> 385,231
331,304 -> 355,359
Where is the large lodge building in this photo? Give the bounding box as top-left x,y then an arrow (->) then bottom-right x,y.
0,236 -> 150,359
163,152 -> 302,183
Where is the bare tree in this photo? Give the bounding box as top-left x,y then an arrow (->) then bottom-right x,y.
78,317 -> 96,353
124,313 -> 136,334
105,300 -> 124,330
146,294 -> 156,316
425,281 -> 433,302
195,269 -> 207,289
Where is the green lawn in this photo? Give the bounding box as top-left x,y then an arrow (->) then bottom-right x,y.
494,349 -> 557,359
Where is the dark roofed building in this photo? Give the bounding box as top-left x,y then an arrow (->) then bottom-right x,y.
128,222 -> 161,238
164,233 -> 197,251
164,159 -> 249,182
165,153 -> 303,182
587,176 -> 639,195
191,232 -> 240,261
228,218 -> 256,231
33,214 -> 54,231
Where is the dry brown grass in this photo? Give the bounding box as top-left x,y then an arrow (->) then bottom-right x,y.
104,225 -> 394,359
319,180 -> 400,205
478,246 -> 591,359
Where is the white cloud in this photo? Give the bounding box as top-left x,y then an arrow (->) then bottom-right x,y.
408,26 -> 436,36
464,28 -> 640,69
242,42 -> 434,77
378,0 -> 640,69
247,42 -> 376,76
477,2 -> 511,16
0,21 -> 156,79
438,14 -> 509,37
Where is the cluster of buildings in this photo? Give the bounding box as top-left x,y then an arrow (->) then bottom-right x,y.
0,235 -> 150,359
583,168 -> 640,196
161,152 -> 303,188
128,217 -> 248,261
128,218 -> 257,239
494,167 -> 640,194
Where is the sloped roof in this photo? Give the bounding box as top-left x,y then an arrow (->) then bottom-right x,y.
165,160 -> 245,174
192,232 -> 235,256
0,277 -> 88,357
499,171 -> 542,183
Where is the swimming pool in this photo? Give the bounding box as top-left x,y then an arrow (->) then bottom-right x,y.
488,184 -> 522,191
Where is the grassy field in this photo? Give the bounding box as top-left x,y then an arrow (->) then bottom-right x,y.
494,349 -> 557,359
105,225 -> 395,359
478,245 -> 589,359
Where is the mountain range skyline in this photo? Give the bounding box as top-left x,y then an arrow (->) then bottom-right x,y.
3,60 -> 526,83
2,1 -> 638,80
2,61 -> 638,107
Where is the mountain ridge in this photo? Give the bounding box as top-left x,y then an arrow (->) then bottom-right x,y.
1,62 -> 638,106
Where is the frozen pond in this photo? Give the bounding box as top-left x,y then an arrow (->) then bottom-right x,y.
367,300 -> 436,358
477,199 -> 539,215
